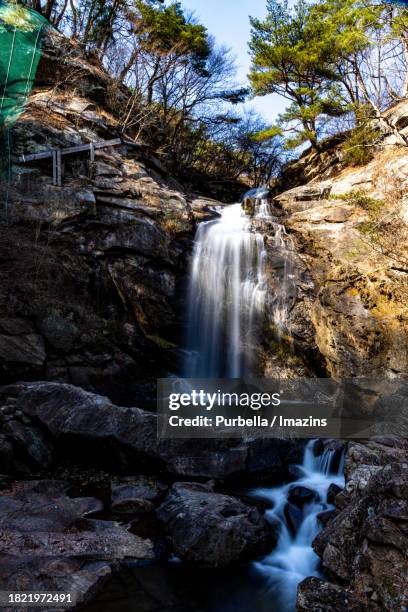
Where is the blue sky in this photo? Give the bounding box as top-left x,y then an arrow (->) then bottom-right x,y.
181,0 -> 288,122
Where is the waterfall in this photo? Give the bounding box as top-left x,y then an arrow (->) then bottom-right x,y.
182,191 -> 345,611
184,201 -> 267,377
184,189 -> 297,377
251,441 -> 346,611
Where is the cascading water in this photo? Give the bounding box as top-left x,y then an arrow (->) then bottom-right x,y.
251,441 -> 345,611
182,191 -> 345,612
184,201 -> 268,377
184,188 -> 297,377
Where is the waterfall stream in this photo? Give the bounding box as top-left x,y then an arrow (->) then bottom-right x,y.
185,201 -> 268,377
182,193 -> 344,611
251,441 -> 345,610
184,192 -> 297,377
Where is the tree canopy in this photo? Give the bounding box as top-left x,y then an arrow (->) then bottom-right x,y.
249,0 -> 408,150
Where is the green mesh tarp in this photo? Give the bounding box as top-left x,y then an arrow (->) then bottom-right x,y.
0,1 -> 49,177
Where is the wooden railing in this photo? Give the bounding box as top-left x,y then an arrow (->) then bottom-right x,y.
16,138 -> 138,186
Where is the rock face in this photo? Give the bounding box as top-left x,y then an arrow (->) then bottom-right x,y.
156,482 -> 278,567
0,33 -> 224,401
297,437 -> 408,611
251,125 -> 408,379
0,479 -> 156,609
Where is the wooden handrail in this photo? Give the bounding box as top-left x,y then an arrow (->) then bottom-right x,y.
16,138 -> 139,186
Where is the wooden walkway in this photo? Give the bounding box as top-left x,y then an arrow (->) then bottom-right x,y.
16,138 -> 138,186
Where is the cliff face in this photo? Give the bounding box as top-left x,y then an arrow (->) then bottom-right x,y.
0,32 -> 219,403
259,110 -> 408,379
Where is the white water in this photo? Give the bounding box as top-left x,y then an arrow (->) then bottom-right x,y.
251,441 -> 345,611
184,191 -> 296,377
185,201 -> 268,377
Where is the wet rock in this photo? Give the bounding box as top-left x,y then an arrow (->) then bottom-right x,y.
156,482 -> 278,567
317,509 -> 335,527
287,465 -> 305,482
297,577 -> 376,611
327,483 -> 342,504
244,439 -> 306,479
284,502 -> 303,535
288,485 -> 318,508
111,477 -> 167,514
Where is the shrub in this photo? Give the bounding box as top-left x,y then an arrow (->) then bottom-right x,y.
342,116 -> 380,167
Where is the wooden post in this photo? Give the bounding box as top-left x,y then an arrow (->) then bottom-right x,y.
52,150 -> 57,186
56,150 -> 62,187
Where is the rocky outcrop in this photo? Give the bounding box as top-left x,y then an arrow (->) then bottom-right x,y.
156,482 -> 278,567
256,140 -> 408,379
0,36 -> 224,400
0,381 -> 305,481
0,479 -> 156,609
297,437 -> 408,611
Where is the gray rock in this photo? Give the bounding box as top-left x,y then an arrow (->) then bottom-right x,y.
5,382 -> 301,481
91,161 -> 122,177
156,482 -> 278,567
90,216 -> 170,259
111,477 -> 167,513
165,448 -> 247,480
14,382 -> 159,458
76,189 -> 96,205
308,461 -> 408,612
297,577 -> 374,611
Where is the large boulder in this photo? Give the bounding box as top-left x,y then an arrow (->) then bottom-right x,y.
1,382 -> 303,482
156,482 -> 278,567
13,381 -> 160,460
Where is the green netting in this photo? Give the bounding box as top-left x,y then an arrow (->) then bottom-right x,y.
0,1 -> 49,178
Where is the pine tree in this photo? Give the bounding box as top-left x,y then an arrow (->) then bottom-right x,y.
249,0 -> 348,150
